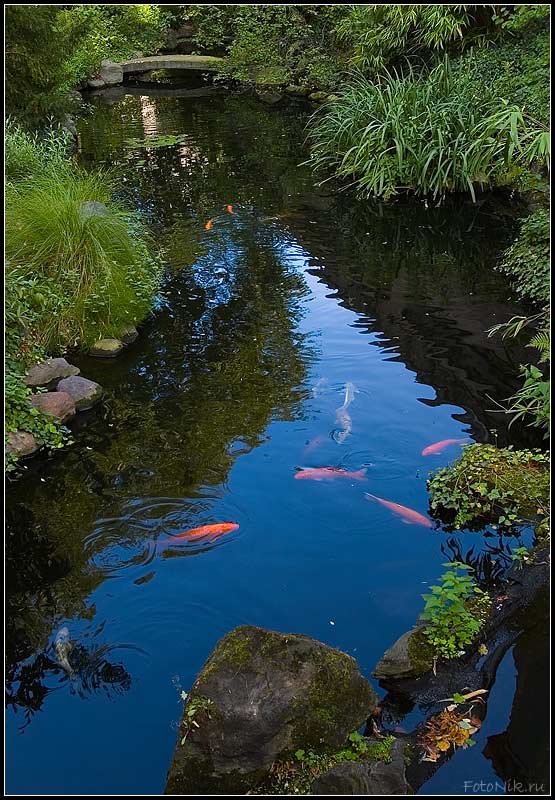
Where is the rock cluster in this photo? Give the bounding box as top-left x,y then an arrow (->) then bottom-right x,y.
6,357 -> 103,461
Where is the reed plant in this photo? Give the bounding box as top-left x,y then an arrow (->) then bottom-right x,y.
307,59 -> 549,201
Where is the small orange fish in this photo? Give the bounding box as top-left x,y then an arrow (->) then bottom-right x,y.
158,522 -> 239,549
365,493 -> 432,528
205,219 -> 214,230
422,438 -> 469,456
226,204 -> 234,214
295,467 -> 367,481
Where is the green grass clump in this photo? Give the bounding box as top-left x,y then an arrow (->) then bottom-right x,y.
427,444 -> 549,532
6,164 -> 163,353
5,124 -> 163,471
307,58 -> 548,201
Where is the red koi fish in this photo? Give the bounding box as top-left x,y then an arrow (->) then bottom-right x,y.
205,219 -> 214,230
421,438 -> 469,456
295,467 -> 367,481
226,204 -> 234,214
365,493 -> 432,528
158,522 -> 239,549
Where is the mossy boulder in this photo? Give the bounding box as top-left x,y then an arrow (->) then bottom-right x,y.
308,91 -> 329,102
373,626 -> 434,685
311,738 -> 411,795
165,625 -> 376,795
89,338 -> 124,358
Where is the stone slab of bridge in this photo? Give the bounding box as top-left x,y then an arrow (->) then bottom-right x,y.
120,54 -> 224,74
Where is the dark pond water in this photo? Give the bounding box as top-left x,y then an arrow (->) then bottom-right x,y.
5,77 -> 549,795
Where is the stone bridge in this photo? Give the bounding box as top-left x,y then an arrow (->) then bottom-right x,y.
89,55 -> 225,89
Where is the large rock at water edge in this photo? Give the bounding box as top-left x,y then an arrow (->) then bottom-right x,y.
56,376 -> 103,410
87,77 -> 106,90
24,358 -> 80,390
89,338 -> 124,357
165,625 -> 377,795
30,391 -> 76,423
6,431 -> 40,458
373,626 -> 433,684
99,59 -> 123,86
311,738 -> 411,795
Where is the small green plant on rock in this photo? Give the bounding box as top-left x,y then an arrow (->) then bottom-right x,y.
180,695 -> 215,744
421,562 -> 490,660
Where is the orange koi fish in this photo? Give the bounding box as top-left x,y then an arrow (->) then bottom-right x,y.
421,438 -> 469,456
295,467 -> 367,481
205,219 -> 214,230
226,204 -> 234,214
365,493 -> 432,528
158,522 -> 239,549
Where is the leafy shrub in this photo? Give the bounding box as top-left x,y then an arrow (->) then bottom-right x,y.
5,5 -> 172,120
497,210 -> 549,303
6,164 -> 163,352
427,444 -> 549,531
185,5 -> 346,90
420,562 -> 490,660
308,59 -> 548,201
335,5 -> 507,74
60,4 -> 172,88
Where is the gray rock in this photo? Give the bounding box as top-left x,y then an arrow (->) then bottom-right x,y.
30,391 -> 76,423
309,91 -> 329,102
120,327 -> 139,345
99,59 -> 123,86
256,90 -> 284,105
80,201 -> 109,221
312,739 -> 411,795
56,376 -> 103,411
6,431 -> 40,458
373,627 -> 431,682
89,338 -> 124,357
285,85 -> 312,96
24,358 -> 80,390
165,625 -> 376,795
87,78 -> 106,90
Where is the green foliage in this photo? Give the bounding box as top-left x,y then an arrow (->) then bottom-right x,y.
284,733 -> 396,793
497,210 -> 549,303
6,158 -> 163,353
421,562 -> 490,660
308,58 -> 548,201
185,5 -> 346,90
335,4 -> 505,74
4,6 -> 84,120
60,4 -> 172,88
5,118 -> 72,181
488,209 -> 550,436
510,546 -> 530,569
427,444 -> 549,531
5,373 -> 69,473
5,5 -> 171,121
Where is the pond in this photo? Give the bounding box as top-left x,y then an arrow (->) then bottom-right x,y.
5,77 -> 549,795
